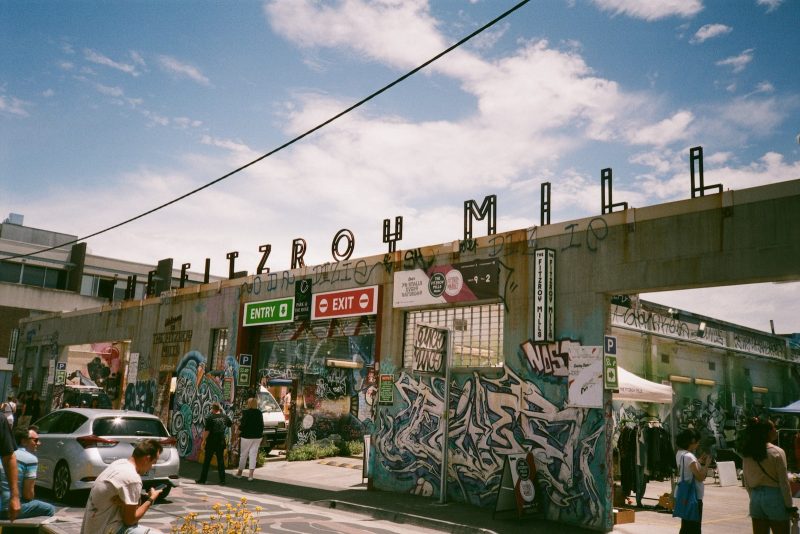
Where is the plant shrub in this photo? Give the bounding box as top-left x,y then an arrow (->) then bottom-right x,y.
286,441 -> 339,461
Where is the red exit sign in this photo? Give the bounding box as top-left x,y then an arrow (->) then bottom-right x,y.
312,286 -> 379,320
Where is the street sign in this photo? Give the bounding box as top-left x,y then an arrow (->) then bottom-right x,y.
603,335 -> 619,390
312,286 -> 378,320
379,374 -> 394,404
243,297 -> 296,327
55,361 -> 67,385
238,353 -> 252,386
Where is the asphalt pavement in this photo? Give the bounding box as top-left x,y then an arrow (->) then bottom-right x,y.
31,453 -> 797,533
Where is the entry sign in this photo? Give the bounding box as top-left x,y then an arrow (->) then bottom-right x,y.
604,335 -> 619,390
238,353 -> 252,386
412,324 -> 448,376
243,297 -> 295,327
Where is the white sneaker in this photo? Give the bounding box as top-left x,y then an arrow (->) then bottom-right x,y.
248,477 -> 254,481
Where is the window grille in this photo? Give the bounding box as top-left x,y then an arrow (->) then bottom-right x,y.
403,304 -> 504,368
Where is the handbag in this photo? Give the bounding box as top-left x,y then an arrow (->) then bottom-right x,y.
673,453 -> 701,522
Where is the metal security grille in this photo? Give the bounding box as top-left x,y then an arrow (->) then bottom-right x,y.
403,304 -> 504,368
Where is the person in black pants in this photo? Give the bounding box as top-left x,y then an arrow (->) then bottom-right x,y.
196,402 -> 231,485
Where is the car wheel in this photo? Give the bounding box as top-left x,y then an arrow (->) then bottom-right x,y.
53,462 -> 72,502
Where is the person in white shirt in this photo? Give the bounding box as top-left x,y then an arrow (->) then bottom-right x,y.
675,428 -> 711,534
81,439 -> 165,534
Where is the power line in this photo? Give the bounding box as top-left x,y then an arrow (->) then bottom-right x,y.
4,0 -> 531,262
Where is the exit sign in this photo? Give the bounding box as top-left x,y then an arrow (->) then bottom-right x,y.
243,297 -> 295,327
312,286 -> 378,320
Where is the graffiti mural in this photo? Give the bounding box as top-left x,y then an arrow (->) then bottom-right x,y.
374,346 -> 607,529
124,379 -> 157,413
169,350 -> 225,460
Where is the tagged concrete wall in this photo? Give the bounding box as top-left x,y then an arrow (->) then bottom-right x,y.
14,179 -> 800,532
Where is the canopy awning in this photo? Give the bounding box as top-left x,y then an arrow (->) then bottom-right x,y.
612,367 -> 673,404
770,399 -> 800,413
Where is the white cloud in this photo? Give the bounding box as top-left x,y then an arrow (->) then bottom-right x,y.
690,23 -> 731,44
94,83 -> 125,98
590,0 -> 703,21
716,49 -> 754,73
130,51 -> 146,67
626,110 -> 694,147
757,0 -> 784,12
42,89 -> 55,98
157,55 -> 210,86
0,94 -> 30,117
83,48 -> 141,76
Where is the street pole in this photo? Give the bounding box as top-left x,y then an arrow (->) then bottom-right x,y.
439,328 -> 452,505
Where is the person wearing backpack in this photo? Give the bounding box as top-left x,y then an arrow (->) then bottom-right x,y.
741,417 -> 798,534
675,428 -> 712,534
195,402 -> 232,486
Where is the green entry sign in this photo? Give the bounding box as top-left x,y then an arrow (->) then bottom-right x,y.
243,297 -> 296,327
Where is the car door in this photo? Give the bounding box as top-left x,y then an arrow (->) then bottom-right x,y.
35,411 -> 88,489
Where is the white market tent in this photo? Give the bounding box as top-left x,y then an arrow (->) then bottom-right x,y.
613,367 -> 674,404
770,399 -> 800,413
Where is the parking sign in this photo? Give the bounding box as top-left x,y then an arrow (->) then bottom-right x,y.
603,335 -> 619,390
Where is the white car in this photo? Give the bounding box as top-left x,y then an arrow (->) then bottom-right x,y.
33,408 -> 180,502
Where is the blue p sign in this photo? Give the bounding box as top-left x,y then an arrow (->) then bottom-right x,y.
605,335 -> 617,355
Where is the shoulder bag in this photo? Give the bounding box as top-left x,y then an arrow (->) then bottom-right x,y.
673,452 -> 701,522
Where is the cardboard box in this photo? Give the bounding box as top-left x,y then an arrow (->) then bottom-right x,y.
613,508 -> 635,525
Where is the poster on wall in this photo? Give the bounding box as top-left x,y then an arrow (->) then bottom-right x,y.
567,345 -> 603,408
392,259 -> 499,308
412,324 -> 448,376
126,352 -> 140,388
378,375 -> 394,404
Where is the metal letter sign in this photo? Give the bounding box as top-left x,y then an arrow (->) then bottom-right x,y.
412,324 -> 448,375
603,335 -> 619,390
533,249 -> 556,343
243,297 -> 296,327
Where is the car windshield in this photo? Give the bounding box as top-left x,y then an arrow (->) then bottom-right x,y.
257,392 -> 281,412
93,417 -> 168,437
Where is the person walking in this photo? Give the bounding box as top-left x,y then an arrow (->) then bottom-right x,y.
236,397 -> 264,481
1,396 -> 16,428
81,439 -> 164,534
0,426 -> 55,519
741,417 -> 798,534
675,428 -> 712,534
196,402 -> 231,485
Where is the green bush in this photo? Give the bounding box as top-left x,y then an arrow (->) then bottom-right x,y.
256,449 -> 270,467
286,441 -> 340,461
339,440 -> 364,457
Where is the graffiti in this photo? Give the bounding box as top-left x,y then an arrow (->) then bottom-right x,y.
488,233 -> 518,257
258,367 -> 299,382
170,350 -> 225,460
403,249 -> 434,271
374,362 -> 605,528
124,379 -> 157,413
734,333 -> 785,358
520,339 -> 570,376
497,259 -> 518,312
317,369 -> 348,400
459,239 -> 477,254
610,305 -> 690,338
559,218 -> 609,252
296,429 -> 317,446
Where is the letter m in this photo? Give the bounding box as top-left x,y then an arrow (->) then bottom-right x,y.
464,194 -> 497,240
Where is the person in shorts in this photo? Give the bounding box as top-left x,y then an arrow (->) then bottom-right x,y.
741,417 -> 798,534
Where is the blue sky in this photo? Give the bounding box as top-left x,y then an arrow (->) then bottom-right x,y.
2,0 -> 799,332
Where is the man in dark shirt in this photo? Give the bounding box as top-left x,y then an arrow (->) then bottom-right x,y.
195,402 -> 231,485
0,417 -> 19,521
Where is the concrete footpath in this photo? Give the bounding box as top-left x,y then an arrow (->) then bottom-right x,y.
35,454 -> 796,533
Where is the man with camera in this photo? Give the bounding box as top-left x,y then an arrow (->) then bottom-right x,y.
81,439 -> 166,534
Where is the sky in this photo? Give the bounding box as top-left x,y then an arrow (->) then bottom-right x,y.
1,0 -> 799,333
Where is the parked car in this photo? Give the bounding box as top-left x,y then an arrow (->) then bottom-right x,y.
257,386 -> 287,453
62,385 -> 113,409
33,408 -> 180,502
